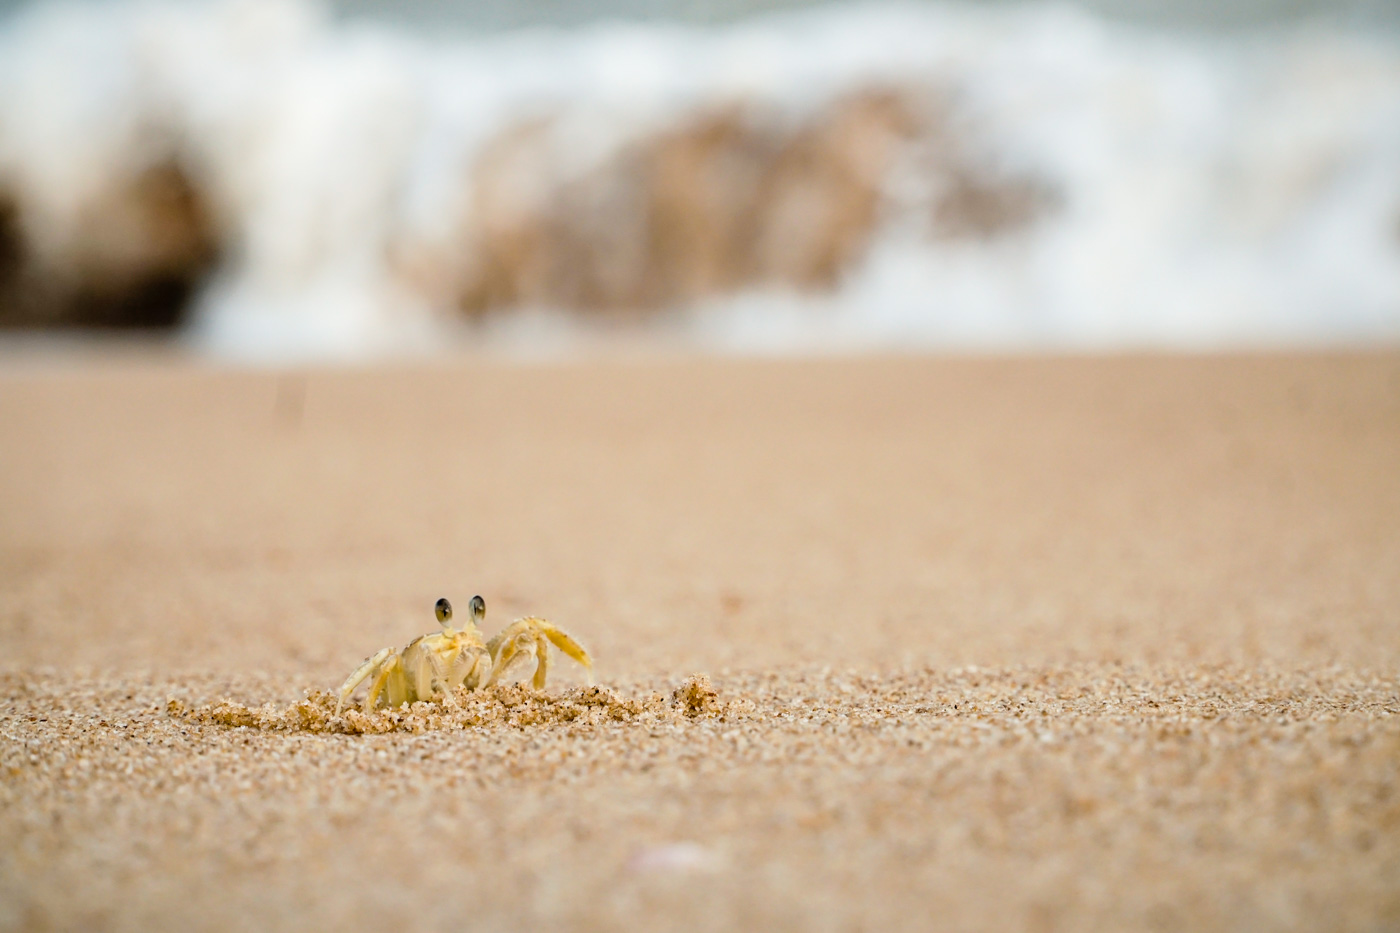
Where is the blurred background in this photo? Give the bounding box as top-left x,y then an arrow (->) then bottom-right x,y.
0,0 -> 1397,360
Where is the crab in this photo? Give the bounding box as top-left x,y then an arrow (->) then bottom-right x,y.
335,596 -> 593,714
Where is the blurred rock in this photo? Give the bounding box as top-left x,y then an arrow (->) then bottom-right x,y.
0,194 -> 20,310
931,167 -> 1057,241
0,160 -> 218,329
455,89 -> 1052,317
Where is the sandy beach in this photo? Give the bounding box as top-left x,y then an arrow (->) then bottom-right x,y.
1,351 -> 1397,931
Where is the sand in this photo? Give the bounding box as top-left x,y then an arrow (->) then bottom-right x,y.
1,351 -> 1398,931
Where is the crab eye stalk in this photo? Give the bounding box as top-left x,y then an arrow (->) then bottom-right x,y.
469,594 -> 486,623
435,598 -> 452,624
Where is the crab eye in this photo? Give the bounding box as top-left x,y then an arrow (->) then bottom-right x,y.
469,594 -> 486,621
435,598 -> 452,623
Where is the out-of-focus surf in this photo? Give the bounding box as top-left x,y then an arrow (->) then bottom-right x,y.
1,0 -> 1397,358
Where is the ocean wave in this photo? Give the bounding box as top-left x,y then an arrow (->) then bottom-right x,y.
1,0 -> 1397,357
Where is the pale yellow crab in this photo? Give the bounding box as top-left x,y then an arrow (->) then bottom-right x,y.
335,596 -> 592,713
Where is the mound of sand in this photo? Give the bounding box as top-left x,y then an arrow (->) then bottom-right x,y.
170,675 -> 726,734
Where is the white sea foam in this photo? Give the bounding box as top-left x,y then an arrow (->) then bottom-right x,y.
1,0 -> 1397,358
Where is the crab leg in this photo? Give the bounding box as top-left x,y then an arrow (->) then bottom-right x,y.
468,650 -> 492,690
367,655 -> 408,712
540,622 -> 593,682
385,656 -> 417,710
421,646 -> 453,701
532,632 -> 552,690
486,629 -> 538,687
336,648 -> 394,714
449,645 -> 491,692
403,636 -> 436,702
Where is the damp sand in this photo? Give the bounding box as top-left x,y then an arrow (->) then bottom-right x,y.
1,353 -> 1398,931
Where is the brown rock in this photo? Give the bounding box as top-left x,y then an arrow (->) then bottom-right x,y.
454,88 -> 1054,316
0,159 -> 219,329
